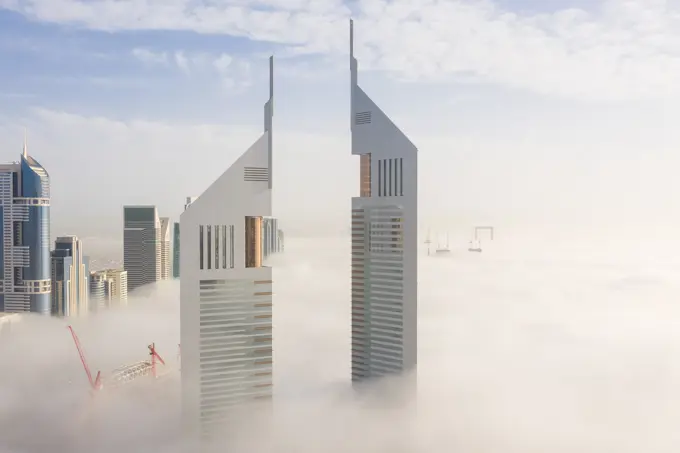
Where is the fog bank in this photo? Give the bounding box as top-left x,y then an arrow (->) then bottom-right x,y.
3,237 -> 680,452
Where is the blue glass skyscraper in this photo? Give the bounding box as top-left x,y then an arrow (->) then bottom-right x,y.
0,141 -> 51,313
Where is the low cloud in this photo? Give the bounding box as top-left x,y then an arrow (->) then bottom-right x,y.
3,236 -> 680,452
130,47 -> 253,90
131,48 -> 169,66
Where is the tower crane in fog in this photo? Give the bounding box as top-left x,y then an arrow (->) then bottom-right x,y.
67,326 -> 167,393
424,229 -> 432,255
468,226 -> 494,253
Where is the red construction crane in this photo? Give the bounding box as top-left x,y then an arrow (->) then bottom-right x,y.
68,325 -> 103,392
149,343 -> 165,378
67,325 -> 168,392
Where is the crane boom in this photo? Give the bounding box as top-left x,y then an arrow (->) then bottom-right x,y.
68,325 -> 99,390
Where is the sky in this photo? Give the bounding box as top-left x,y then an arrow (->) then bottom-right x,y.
5,237 -> 680,452
2,0 -> 680,242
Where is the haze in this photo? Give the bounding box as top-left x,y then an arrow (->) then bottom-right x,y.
3,1 -> 680,238
3,0 -> 680,451
3,237 -> 680,452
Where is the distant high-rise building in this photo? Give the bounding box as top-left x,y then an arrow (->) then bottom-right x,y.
277,229 -> 284,252
173,197 -> 196,280
172,222 -> 180,279
123,206 -> 161,292
0,139 -> 51,313
89,268 -> 128,310
89,273 -> 105,310
349,20 -> 418,384
50,236 -> 89,316
181,56 -> 274,443
160,217 -> 171,280
261,217 -> 283,259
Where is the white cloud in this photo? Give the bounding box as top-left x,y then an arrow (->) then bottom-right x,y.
131,47 -> 253,90
6,0 -> 680,99
131,47 -> 168,65
174,51 -> 190,73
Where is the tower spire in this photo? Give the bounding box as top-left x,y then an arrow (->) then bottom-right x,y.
265,55 -> 274,190
22,128 -> 27,158
350,18 -> 357,85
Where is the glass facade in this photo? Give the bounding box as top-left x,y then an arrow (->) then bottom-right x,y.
0,154 -> 51,314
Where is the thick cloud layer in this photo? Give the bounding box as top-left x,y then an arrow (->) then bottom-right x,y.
3,236 -> 680,452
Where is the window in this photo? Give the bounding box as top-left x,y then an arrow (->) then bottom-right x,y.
388,159 -> 392,196
383,160 -> 387,196
214,225 -> 219,269
399,158 -> 403,196
199,225 -> 204,270
222,225 -> 227,269
378,159 -> 382,197
229,226 -> 235,268
206,226 -> 212,270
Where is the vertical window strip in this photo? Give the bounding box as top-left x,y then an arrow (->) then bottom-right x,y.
207,226 -> 212,270
222,225 -> 227,269
229,226 -> 235,268
388,159 -> 392,196
400,158 -> 403,196
383,160 -> 387,197
214,225 -> 219,269
199,225 -> 204,270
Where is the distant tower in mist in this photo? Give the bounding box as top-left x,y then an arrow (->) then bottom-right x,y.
89,268 -> 128,311
173,197 -> 196,279
50,235 -> 89,316
160,217 -> 171,280
0,135 -> 52,314
123,205 -> 161,292
180,57 -> 274,444
349,20 -> 418,384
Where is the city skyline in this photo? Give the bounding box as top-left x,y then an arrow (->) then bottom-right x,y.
4,1 -> 680,451
5,2 -> 680,241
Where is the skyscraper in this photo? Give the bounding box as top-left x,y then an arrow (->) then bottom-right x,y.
0,139 -> 51,313
349,20 -> 418,384
89,268 -> 128,310
50,235 -> 89,316
180,56 -> 274,443
172,222 -> 180,279
160,217 -> 171,280
123,205 -> 161,292
173,197 -> 196,279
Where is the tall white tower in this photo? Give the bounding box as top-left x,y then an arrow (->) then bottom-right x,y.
349,20 -> 418,385
180,57 -> 274,444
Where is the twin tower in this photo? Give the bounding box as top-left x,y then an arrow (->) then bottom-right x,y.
179,20 -> 418,442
